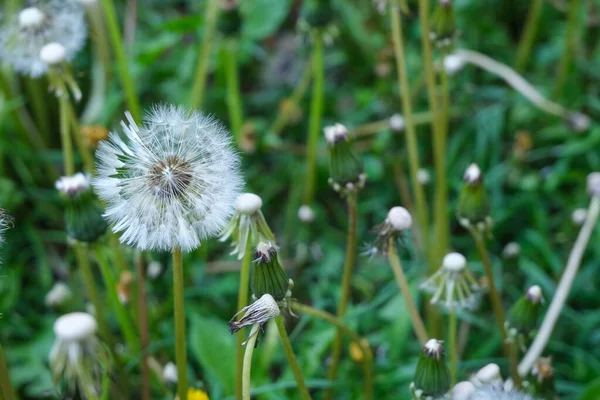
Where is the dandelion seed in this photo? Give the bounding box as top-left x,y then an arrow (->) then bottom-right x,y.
0,1 -> 86,78
93,105 -> 243,252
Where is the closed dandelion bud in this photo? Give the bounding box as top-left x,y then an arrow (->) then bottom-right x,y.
302,0 -> 335,29
587,172 -> 600,198
219,193 -> 276,259
228,294 -> 280,343
456,163 -> 491,231
529,357 -> 556,400
251,242 -> 290,301
411,339 -> 451,397
430,0 -> 456,49
217,0 -> 241,37
325,123 -> 366,195
163,362 -> 178,383
56,173 -> 107,243
506,285 -> 544,337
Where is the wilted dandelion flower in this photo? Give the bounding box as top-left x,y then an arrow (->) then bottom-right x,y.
228,293 -> 280,344
49,312 -> 110,397
0,0 -> 86,78
93,105 -> 243,252
421,252 -> 482,310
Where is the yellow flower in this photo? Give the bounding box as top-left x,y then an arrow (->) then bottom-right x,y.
349,341 -> 364,363
187,388 -> 209,400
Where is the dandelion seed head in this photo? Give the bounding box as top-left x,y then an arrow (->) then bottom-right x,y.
468,385 -> 536,400
386,206 -> 412,231
40,42 -> 66,65
451,381 -> 476,400
443,53 -> 465,76
54,312 -> 97,342
475,363 -> 502,385
443,252 -> 466,272
235,193 -> 262,215
297,204 -> 315,223
93,105 -> 243,252
0,0 -> 87,78
162,362 -> 177,383
417,168 -> 431,185
389,114 -> 405,132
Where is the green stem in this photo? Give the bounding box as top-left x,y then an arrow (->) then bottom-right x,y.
189,0 -> 219,109
135,253 -> 151,400
173,247 -> 188,400
274,316 -> 312,400
303,33 -> 324,205
390,2 -> 430,248
224,40 -> 244,144
387,238 -> 429,345
0,342 -> 16,400
59,94 -> 75,175
87,4 -> 112,81
109,233 -> 129,273
514,0 -> 544,72
324,193 -> 357,400
95,247 -> 139,352
552,0 -> 580,99
242,323 -> 260,400
67,101 -> 95,172
292,303 -> 373,400
100,0 -> 141,121
470,229 -> 521,388
236,243 -> 253,400
448,309 -> 457,385
24,78 -> 51,144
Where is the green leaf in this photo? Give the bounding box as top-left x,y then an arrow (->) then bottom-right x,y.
578,376 -> 600,400
240,0 -> 291,40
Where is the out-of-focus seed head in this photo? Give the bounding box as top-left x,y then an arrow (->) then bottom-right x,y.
297,204 -> 315,223
502,242 -> 521,259
389,114 -> 405,132
417,169 -> 431,185
19,7 -> 45,28
571,208 -> 587,226
452,381 -> 476,400
162,362 -> 177,383
587,172 -> 600,198
443,53 -> 465,76
45,282 -> 72,308
40,42 -> 66,65
235,193 -> 263,215
566,112 -> 590,133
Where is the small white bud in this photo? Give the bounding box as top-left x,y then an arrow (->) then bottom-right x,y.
40,42 -> 67,66
475,363 -> 502,385
19,7 -> 45,28
55,172 -> 90,196
53,312 -> 97,341
451,381 -> 476,400
297,205 -> 315,223
147,261 -> 163,279
423,339 -> 445,359
162,362 -> 178,383
567,112 -> 590,133
443,252 -> 466,272
386,206 -> 412,231
45,282 -> 72,307
502,242 -> 521,259
571,208 -> 587,226
235,193 -> 262,215
464,163 -> 481,184
526,285 -> 543,304
417,169 -> 431,185
587,172 -> 600,198
443,54 -> 465,76
324,123 -> 349,145
389,114 -> 405,132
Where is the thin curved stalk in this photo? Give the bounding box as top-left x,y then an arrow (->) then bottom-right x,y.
514,0 -> 544,72
236,242 -> 253,400
67,101 -> 94,172
274,316 -> 312,400
242,323 -> 260,400
519,196 -> 600,376
303,34 -> 324,205
324,193 -> 357,400
448,309 -> 457,385
173,248 -> 188,400
387,238 -> 429,345
189,0 -> 219,109
59,94 -> 74,175
292,302 -> 373,400
224,40 -> 244,144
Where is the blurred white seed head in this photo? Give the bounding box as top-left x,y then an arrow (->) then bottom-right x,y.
571,208 -> 587,225
147,260 -> 163,279
93,106 -> 243,252
464,163 -> 482,184
475,363 -> 502,386
587,172 -> 600,198
54,312 -> 97,341
162,362 -> 177,383
40,42 -> 66,65
324,123 -> 349,145
566,112 -> 590,133
389,114 -> 405,132
417,168 -> 431,185
451,381 -> 476,400
443,252 -> 466,272
77,0 -> 98,6
298,204 -> 315,223
526,285 -> 543,304
56,172 -> 90,196
19,7 -> 45,28
235,193 -> 263,215
443,53 -> 465,76
467,385 -> 535,399
45,282 -> 72,307
386,206 -> 412,231
502,242 -> 521,259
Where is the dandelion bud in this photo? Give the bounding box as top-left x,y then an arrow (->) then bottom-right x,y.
417,169 -> 431,185
506,285 -> 544,337
228,293 -> 280,334
451,381 -> 476,400
56,173 -> 107,243
456,163 -> 491,231
386,206 -> 412,231
571,208 -> 587,226
217,0 -> 241,36
566,112 -> 590,133
219,193 -> 276,259
587,172 -> 600,198
529,357 -> 556,400
430,0 -> 456,49
251,242 -> 291,301
298,204 -> 315,223
19,7 -> 45,28
411,339 -> 451,397
443,53 -> 465,76
324,123 -> 366,196
45,282 -> 72,308
147,260 -> 163,279
302,0 -> 335,29
49,312 -> 109,396
163,361 -> 178,383
40,42 -> 66,66
502,242 -> 521,259
389,114 -> 405,132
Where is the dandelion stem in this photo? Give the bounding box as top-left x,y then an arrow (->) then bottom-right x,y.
0,342 -> 16,400
66,101 -> 94,172
242,323 -> 260,400
86,4 -> 112,82
59,94 -> 75,175
100,0 -> 141,122
236,242 -> 253,400
448,309 -> 457,385
470,229 -> 521,387
95,247 -> 139,353
387,238 -> 429,345
552,0 -> 580,99
292,302 -> 373,400
274,316 -> 312,400
135,252 -> 151,400
303,33 -> 324,205
390,2 -> 430,251
189,0 -> 219,109
224,40 -> 244,145
325,192 -> 357,400
24,78 -> 51,143
514,0 -> 544,72
173,247 -> 188,400
519,196 -> 600,376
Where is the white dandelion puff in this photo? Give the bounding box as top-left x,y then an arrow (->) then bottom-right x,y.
467,384 -> 537,400
93,105 -> 244,252
0,0 -> 87,78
